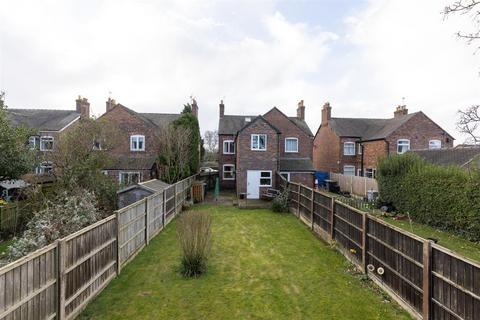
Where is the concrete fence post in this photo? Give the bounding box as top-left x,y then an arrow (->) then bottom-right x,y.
57,239 -> 66,320
115,211 -> 122,275
422,240 -> 433,320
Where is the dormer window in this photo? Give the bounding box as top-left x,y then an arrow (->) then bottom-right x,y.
40,136 -> 54,151
130,135 -> 145,151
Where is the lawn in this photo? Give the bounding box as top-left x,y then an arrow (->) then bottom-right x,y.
80,205 -> 410,320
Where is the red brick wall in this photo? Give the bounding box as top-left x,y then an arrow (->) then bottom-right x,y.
263,108 -> 313,159
289,172 -> 314,187
362,140 -> 388,170
313,125 -> 341,172
386,112 -> 454,153
338,137 -> 361,174
218,134 -> 236,189
236,119 -> 279,196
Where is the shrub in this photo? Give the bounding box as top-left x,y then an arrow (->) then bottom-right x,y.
377,154 -> 480,241
176,211 -> 212,277
272,189 -> 290,213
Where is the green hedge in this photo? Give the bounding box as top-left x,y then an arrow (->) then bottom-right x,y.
377,153 -> 480,241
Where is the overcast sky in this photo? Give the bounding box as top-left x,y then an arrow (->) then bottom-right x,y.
0,0 -> 478,143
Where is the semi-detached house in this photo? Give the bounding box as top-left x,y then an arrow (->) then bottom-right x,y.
218,100 -> 315,199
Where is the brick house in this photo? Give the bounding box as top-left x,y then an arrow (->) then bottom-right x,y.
5,96 -> 90,176
97,98 -> 193,185
218,100 -> 315,198
313,103 -> 454,178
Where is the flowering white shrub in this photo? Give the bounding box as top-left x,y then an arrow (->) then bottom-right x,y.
4,190 -> 101,262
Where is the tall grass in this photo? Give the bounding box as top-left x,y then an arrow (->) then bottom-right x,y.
176,211 -> 212,277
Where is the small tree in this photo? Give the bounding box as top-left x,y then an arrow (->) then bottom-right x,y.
173,103 -> 201,175
156,125 -> 192,183
203,130 -> 218,162
0,92 -> 36,181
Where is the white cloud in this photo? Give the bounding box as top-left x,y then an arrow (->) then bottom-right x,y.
0,0 -> 478,143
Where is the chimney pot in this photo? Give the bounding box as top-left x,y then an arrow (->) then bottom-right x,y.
219,100 -> 225,118
321,102 -> 331,126
394,104 -> 408,118
296,100 -> 305,120
76,96 -> 90,119
106,97 -> 117,113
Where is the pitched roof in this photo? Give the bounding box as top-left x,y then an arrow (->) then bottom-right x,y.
5,109 -> 80,131
104,155 -> 157,170
328,112 -> 418,140
236,115 -> 281,135
106,104 -> 181,130
138,179 -> 171,192
409,148 -> 480,167
279,158 -> 315,172
218,115 -> 255,135
289,117 -> 314,136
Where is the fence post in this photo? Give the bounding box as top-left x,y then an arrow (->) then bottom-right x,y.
362,213 -> 368,273
145,198 -> 150,246
297,184 -> 300,216
329,197 -> 335,241
162,190 -> 166,228
115,211 -> 122,275
310,188 -> 314,230
422,240 -> 433,320
174,184 -> 178,216
57,239 -> 66,320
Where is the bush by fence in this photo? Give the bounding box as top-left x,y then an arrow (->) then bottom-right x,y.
0,175 -> 195,320
377,153 -> 480,241
277,174 -> 480,320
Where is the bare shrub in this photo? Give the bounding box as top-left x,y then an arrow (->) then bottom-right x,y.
176,211 -> 212,277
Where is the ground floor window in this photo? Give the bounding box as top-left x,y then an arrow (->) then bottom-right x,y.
365,168 -> 376,179
223,164 -> 235,180
36,161 -> 53,175
119,171 -> 141,185
260,171 -> 272,186
343,165 -> 355,176
279,172 -> 290,181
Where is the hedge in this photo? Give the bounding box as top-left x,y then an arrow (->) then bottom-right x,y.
377,153 -> 480,241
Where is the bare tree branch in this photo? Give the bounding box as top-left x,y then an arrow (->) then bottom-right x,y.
444,0 -> 480,48
457,105 -> 480,144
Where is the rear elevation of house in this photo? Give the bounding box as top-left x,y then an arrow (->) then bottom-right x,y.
313,103 -> 454,178
218,100 -> 315,199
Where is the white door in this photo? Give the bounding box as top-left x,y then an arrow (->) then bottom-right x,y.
247,170 -> 261,199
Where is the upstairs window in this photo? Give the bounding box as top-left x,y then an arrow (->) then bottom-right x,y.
130,135 -> 145,151
343,142 -> 355,155
40,136 -> 54,151
223,140 -> 235,154
429,140 -> 441,149
251,134 -> 267,151
397,139 -> 410,154
28,136 -> 39,150
285,138 -> 298,153
36,161 -> 53,175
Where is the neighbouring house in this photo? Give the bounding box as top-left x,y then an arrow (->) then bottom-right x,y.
5,96 -> 90,177
117,179 -> 170,208
313,103 -> 454,178
409,146 -> 480,169
218,100 -> 315,199
97,98 -> 195,185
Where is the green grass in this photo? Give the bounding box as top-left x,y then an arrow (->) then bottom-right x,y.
80,205 -> 410,320
0,239 -> 13,259
380,216 -> 480,263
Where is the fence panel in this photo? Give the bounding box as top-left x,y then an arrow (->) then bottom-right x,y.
117,199 -> 147,267
333,201 -> 364,263
146,192 -> 164,240
164,186 -> 176,224
0,243 -> 57,320
431,245 -> 480,320
298,186 -> 312,224
312,190 -> 332,237
366,217 -> 424,316
62,216 -> 117,319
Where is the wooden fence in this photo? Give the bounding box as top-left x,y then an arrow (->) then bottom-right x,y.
330,172 -> 378,197
0,203 -> 21,235
0,175 -> 196,320
278,174 -> 480,320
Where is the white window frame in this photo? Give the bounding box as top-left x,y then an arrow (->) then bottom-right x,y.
222,164 -> 235,180
36,161 -> 53,174
259,171 -> 272,187
119,171 -> 141,185
397,139 -> 410,154
251,134 -> 267,151
223,140 -> 235,154
365,168 -> 376,179
343,142 -> 355,156
130,135 -> 145,151
40,136 -> 54,151
28,136 -> 39,150
285,137 -> 299,153
343,165 -> 355,176
429,139 -> 442,150
279,172 -> 291,181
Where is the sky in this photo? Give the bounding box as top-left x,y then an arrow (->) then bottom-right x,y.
0,0 -> 478,143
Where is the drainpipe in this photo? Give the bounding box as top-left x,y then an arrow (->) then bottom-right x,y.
360,142 -> 364,177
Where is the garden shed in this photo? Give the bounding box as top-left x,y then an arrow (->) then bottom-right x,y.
117,179 -> 170,209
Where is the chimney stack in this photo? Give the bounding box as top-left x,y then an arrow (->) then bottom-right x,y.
76,96 -> 90,119
394,105 -> 408,118
106,97 -> 117,113
219,100 -> 225,118
297,100 -> 305,120
191,98 -> 198,118
321,102 -> 331,126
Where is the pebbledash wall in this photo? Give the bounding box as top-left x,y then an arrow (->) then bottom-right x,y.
278,174 -> 480,320
0,175 -> 196,320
